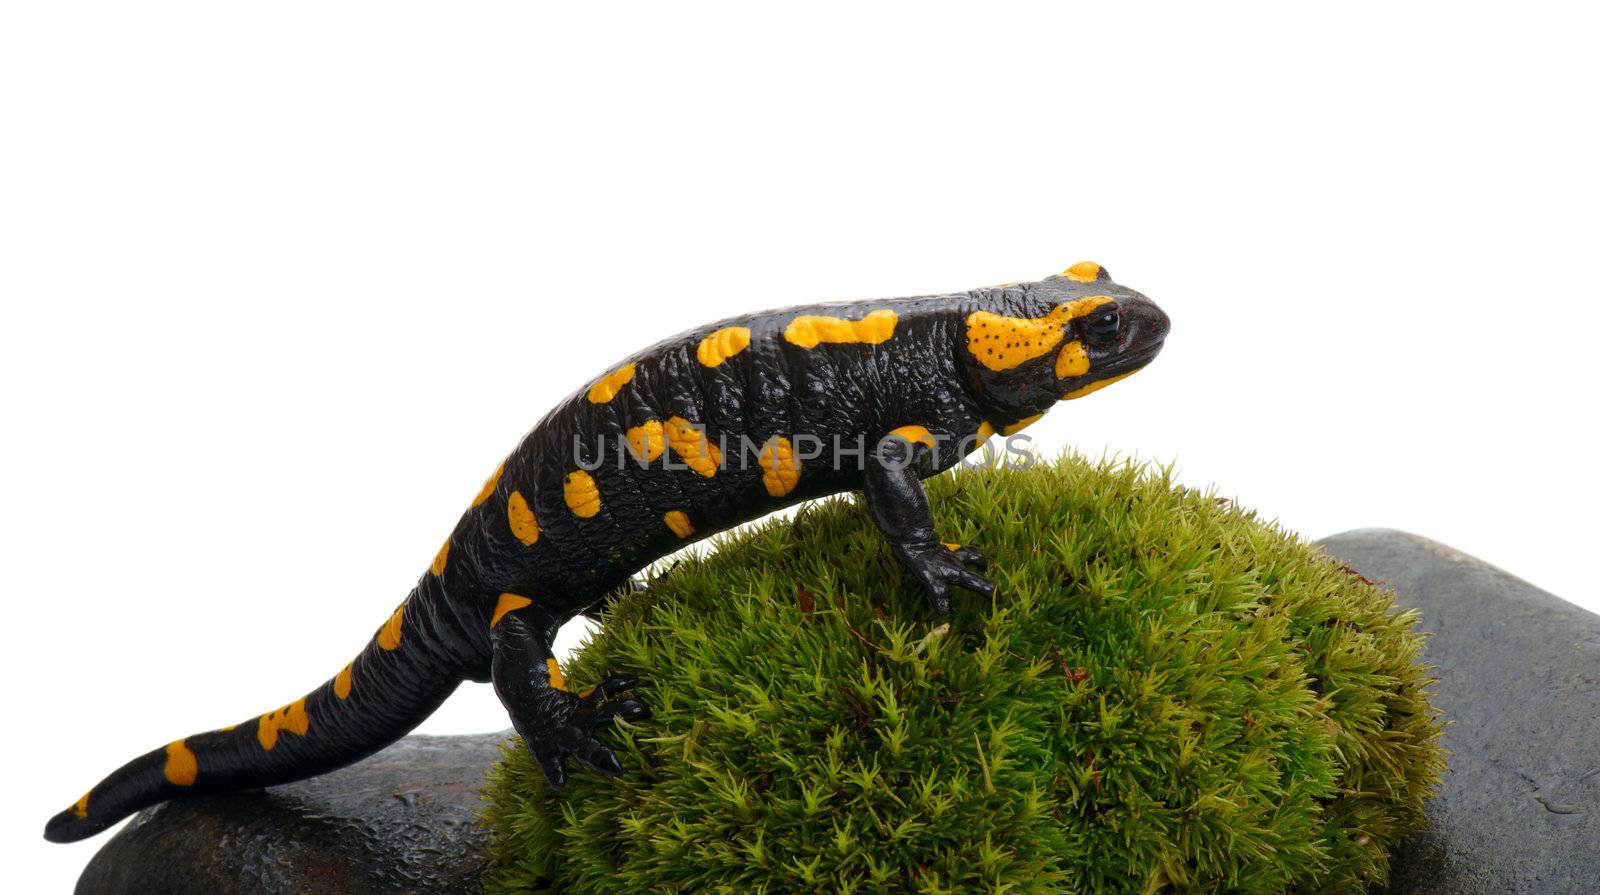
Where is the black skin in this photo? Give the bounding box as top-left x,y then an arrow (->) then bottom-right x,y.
45,263 -> 1169,843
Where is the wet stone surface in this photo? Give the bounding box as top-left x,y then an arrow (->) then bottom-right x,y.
76,731 -> 507,895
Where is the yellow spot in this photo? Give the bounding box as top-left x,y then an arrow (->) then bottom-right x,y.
665,416 -> 721,478
472,462 -> 505,507
507,490 -> 541,546
257,698 -> 310,751
333,662 -> 353,700
163,740 -> 198,786
887,425 -> 936,450
586,362 -> 636,404
976,421 -> 996,441
1062,261 -> 1102,283
664,510 -> 694,538
696,326 -> 752,367
942,541 -> 961,551
965,296 -> 1114,372
430,538 -> 450,576
758,435 -> 801,497
1055,340 -> 1090,379
491,592 -> 533,628
377,603 -> 405,651
72,792 -> 90,819
1063,369 -> 1138,400
545,658 -> 567,691
625,420 -> 665,463
563,470 -> 601,518
783,309 -> 898,349
1002,414 -> 1043,436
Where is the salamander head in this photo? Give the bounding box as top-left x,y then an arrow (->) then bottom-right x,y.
1047,262 -> 1170,401
961,262 -> 1170,421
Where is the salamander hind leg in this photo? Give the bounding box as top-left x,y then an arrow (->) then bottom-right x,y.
490,596 -> 648,789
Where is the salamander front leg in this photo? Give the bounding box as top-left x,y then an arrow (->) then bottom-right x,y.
490,603 -> 648,789
861,434 -> 995,614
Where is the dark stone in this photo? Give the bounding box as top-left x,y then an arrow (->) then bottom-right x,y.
76,731 -> 509,895
1317,529 -> 1600,895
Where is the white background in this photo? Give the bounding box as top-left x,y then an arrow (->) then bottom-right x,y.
4,3 -> 1596,889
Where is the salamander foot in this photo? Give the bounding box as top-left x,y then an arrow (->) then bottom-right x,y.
518,675 -> 649,790
894,542 -> 995,614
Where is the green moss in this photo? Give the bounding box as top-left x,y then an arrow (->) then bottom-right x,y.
481,455 -> 1444,894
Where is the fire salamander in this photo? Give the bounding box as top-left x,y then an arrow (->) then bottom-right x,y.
45,261 -> 1169,843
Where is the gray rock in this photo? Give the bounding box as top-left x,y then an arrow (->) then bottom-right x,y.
1317,529 -> 1600,895
76,731 -> 509,895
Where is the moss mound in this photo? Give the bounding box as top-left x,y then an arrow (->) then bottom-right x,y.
482,456 -> 1444,894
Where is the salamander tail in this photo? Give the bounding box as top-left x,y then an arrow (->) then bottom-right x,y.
44,586 -> 468,843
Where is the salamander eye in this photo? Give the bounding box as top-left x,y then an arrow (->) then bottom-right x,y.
1085,306 -> 1121,342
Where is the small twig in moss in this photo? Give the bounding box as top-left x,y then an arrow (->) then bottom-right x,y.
830,592 -> 883,653
914,623 -> 949,655
1336,561 -> 1382,588
837,685 -> 874,734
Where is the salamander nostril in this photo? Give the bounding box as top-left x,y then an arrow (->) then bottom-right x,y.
1147,304 -> 1172,339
